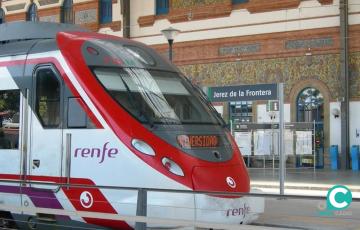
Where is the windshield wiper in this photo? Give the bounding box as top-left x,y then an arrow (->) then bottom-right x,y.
117,72 -> 155,128
128,70 -> 181,125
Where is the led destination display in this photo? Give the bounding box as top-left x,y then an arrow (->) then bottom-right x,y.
177,135 -> 219,149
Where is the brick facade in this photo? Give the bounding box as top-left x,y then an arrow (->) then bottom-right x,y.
138,0 -> 334,27
38,6 -> 60,22
151,25 -> 360,101
151,23 -> 359,168
1,0 -> 121,32
4,11 -> 26,21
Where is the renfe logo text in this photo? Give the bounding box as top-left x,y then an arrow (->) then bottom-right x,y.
74,142 -> 119,163
226,204 -> 250,218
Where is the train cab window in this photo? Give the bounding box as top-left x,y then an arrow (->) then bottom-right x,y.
0,90 -> 20,149
35,68 -> 61,128
93,67 -> 220,126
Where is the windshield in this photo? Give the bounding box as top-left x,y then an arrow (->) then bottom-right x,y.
92,67 -> 221,125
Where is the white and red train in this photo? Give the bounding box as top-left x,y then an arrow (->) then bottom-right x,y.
0,22 -> 262,229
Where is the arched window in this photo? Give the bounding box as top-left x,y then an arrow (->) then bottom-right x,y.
61,0 -> 73,24
27,3 -> 38,22
297,87 -> 325,168
0,8 -> 5,24
297,87 -> 324,122
100,0 -> 112,24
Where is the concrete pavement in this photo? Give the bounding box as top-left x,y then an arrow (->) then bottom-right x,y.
248,168 -> 360,229
249,168 -> 360,197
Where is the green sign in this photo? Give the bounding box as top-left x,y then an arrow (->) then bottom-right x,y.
267,100 -> 279,112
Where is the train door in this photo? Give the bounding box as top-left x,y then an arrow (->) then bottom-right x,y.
28,64 -> 63,187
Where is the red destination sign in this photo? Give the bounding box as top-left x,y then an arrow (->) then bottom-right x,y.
177,135 -> 219,149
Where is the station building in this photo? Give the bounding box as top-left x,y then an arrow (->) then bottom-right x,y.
1,0 -> 360,169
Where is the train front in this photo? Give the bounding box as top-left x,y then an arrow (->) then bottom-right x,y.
58,32 -> 264,226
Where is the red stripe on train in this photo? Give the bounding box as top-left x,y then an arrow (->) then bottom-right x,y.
0,174 -> 132,229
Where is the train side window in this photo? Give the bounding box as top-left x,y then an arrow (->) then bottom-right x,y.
68,97 -> 87,128
0,90 -> 20,149
67,97 -> 96,129
35,67 -> 61,128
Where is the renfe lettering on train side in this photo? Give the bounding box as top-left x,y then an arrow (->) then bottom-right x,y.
226,204 -> 251,218
74,142 -> 119,163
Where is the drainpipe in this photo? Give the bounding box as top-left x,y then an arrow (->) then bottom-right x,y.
121,0 -> 130,38
340,0 -> 350,169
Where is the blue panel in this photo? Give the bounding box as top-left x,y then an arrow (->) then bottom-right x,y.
351,145 -> 360,171
100,0 -> 112,24
232,0 -> 249,4
156,0 -> 169,15
330,145 -> 339,170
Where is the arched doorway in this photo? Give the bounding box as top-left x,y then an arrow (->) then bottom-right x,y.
297,87 -> 324,168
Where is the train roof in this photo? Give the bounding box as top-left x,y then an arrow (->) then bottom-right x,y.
0,22 -> 179,73
0,22 -> 89,57
0,21 -> 88,42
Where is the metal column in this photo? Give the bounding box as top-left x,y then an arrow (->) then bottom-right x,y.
340,0 -> 350,169
135,189 -> 147,230
121,0 -> 130,38
278,83 -> 285,195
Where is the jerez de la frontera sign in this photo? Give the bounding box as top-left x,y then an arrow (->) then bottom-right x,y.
208,83 -> 278,102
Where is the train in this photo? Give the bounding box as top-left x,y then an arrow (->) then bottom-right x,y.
0,22 -> 263,229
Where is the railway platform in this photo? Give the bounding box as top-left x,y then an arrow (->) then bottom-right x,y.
249,168 -> 360,193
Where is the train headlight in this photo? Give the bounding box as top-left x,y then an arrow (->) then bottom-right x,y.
162,157 -> 184,177
131,139 -> 155,156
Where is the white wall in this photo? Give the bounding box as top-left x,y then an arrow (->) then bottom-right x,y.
350,101 -> 360,147
257,104 -> 290,123
131,0 -> 344,45
329,101 -> 360,150
112,0 -> 122,22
